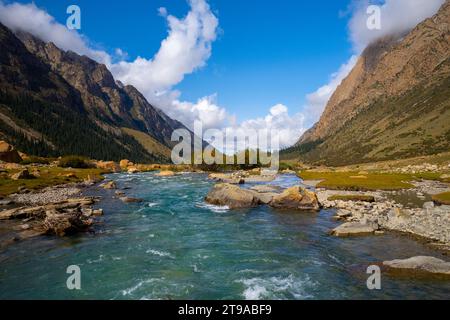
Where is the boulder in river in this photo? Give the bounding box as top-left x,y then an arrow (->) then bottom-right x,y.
205,183 -> 261,209
269,186 -> 320,211
156,170 -> 175,177
101,181 -> 117,190
383,256 -> 450,277
120,196 -> 143,203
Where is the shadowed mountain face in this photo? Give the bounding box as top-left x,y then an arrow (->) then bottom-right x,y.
0,22 -> 191,162
283,0 -> 450,166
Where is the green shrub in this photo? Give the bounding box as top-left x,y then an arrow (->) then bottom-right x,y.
58,156 -> 91,168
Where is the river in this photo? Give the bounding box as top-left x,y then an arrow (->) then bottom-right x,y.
0,172 -> 449,299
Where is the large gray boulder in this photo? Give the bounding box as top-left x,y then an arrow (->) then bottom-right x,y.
205,183 -> 261,209
383,256 -> 450,276
331,222 -> 378,237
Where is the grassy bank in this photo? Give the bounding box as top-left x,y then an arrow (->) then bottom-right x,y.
0,167 -> 105,197
298,171 -> 447,191
432,192 -> 450,205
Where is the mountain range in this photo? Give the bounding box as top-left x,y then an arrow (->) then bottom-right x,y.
0,22 -> 190,163
282,0 -> 450,166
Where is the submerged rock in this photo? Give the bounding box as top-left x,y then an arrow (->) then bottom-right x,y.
156,170 -> 175,177
205,183 -> 260,209
383,256 -> 450,277
269,186 -> 320,211
101,181 -> 117,190
331,222 -> 378,237
120,196 -> 143,203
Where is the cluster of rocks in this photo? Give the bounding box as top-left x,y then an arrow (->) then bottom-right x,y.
0,197 -> 102,239
390,163 -> 450,174
322,193 -> 450,245
208,169 -> 277,185
205,183 -> 320,211
10,185 -> 81,206
100,180 -> 143,203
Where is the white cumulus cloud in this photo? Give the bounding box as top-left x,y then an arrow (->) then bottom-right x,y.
349,0 -> 445,52
110,0 -> 219,98
0,1 -> 111,65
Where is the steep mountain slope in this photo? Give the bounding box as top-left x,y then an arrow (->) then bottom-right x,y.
284,0 -> 450,166
0,22 -> 187,162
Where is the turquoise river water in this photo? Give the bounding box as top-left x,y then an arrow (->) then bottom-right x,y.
0,173 -> 449,299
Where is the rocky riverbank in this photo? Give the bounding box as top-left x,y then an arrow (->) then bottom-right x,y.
204,168 -> 450,251
319,179 -> 450,249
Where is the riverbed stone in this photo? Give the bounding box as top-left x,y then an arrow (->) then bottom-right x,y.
156,170 -> 175,177
249,185 -> 282,193
205,183 -> 260,209
269,186 -> 320,211
383,256 -> 450,276
120,196 -> 143,203
331,222 -> 377,237
101,181 -> 117,190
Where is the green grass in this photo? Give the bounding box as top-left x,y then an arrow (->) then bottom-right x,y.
299,170 -> 450,191
432,192 -> 450,205
328,195 -> 375,202
298,171 -> 414,191
0,167 -> 106,197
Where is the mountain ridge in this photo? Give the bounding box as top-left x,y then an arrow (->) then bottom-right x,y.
0,22 -> 191,162
284,0 -> 450,166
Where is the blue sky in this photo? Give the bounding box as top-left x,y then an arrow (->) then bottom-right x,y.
1,0 -> 444,148
9,0 -> 353,120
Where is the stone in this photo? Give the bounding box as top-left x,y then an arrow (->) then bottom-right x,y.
423,201 -> 435,209
383,256 -> 450,276
10,169 -> 35,180
120,197 -> 143,203
101,181 -> 117,190
255,192 -> 279,205
156,170 -> 175,177
331,222 -> 377,237
92,209 -> 103,216
64,173 -> 77,178
205,183 -> 260,209
96,161 -> 121,173
0,199 -> 14,206
269,186 -> 320,211
127,167 -> 140,174
250,185 -> 282,193
120,159 -> 131,168
0,141 -> 22,163
43,209 -> 92,237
